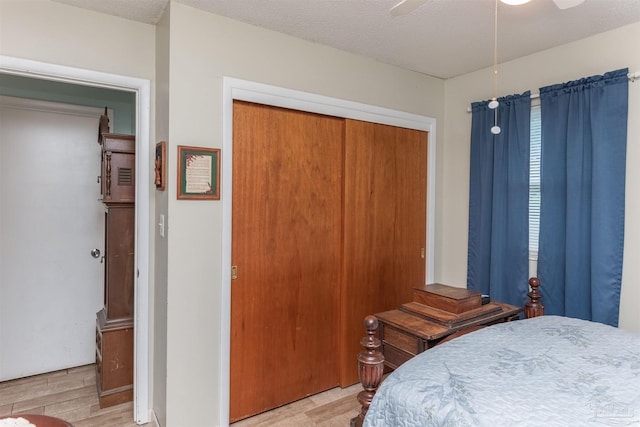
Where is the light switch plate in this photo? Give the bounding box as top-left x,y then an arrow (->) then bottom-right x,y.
159,214 -> 165,238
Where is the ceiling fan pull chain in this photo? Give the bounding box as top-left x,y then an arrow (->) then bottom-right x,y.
490,0 -> 501,135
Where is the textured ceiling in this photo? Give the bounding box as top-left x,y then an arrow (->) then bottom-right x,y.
50,0 -> 640,79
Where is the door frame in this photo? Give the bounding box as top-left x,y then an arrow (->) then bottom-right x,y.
0,55 -> 151,425
220,77 -> 437,425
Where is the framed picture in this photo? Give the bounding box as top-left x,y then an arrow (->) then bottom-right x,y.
154,141 -> 166,191
177,145 -> 220,200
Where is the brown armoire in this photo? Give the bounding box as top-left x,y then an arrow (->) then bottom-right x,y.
95,133 -> 135,408
230,101 -> 427,422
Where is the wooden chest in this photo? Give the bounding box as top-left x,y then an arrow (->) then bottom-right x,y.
376,284 -> 521,369
412,283 -> 482,314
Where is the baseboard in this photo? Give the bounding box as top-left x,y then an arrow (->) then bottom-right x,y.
145,409 -> 161,427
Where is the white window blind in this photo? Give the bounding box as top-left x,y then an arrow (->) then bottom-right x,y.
529,103 -> 541,259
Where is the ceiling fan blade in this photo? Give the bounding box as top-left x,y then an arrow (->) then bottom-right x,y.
390,0 -> 429,16
552,0 -> 585,9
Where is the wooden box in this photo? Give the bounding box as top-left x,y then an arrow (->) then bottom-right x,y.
413,283 -> 482,314
400,301 -> 502,328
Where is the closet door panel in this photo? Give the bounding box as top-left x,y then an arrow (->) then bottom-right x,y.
230,101 -> 343,421
340,119 -> 428,385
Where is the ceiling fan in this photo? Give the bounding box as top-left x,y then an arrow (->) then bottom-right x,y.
390,0 -> 585,16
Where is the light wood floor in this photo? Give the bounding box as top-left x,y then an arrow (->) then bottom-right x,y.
0,364 -> 139,426
0,365 -> 362,426
230,383 -> 361,427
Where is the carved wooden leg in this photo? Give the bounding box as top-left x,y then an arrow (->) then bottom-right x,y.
524,277 -> 545,318
350,315 -> 384,427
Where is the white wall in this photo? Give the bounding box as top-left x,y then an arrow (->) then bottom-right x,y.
164,3 -> 445,425
0,0 -> 155,79
153,4 -> 171,427
441,22 -> 640,332
0,0 -> 158,422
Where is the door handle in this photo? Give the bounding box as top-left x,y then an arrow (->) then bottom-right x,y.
90,248 -> 101,258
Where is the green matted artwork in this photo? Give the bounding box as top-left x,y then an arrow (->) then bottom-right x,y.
177,145 -> 220,200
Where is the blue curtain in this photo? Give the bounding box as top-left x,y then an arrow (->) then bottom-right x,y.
538,69 -> 628,327
467,92 -> 531,307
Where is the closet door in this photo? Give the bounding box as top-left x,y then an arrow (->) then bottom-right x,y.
230,101 -> 343,422
340,119 -> 428,385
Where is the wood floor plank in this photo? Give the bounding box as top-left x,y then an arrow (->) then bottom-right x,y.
0,403 -> 13,417
72,409 -> 139,427
11,405 -> 45,416
11,385 -> 95,413
308,383 -> 360,406
44,393 -> 98,418
67,365 -> 95,374
0,378 -> 87,408
231,385 -> 361,427
306,394 -> 359,424
0,375 -> 46,391
47,367 -> 95,386
0,380 -> 49,405
51,405 -> 93,424
0,366 -> 138,426
88,401 -> 134,418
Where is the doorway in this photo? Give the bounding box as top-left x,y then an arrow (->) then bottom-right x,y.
0,55 -> 151,424
0,97 -> 108,381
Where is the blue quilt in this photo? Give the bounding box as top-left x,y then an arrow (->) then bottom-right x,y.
364,316 -> 640,426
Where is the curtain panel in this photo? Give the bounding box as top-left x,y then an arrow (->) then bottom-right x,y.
538,68 -> 628,326
467,92 -> 531,307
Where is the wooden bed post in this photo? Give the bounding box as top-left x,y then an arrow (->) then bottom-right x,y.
350,315 -> 384,427
524,277 -> 544,318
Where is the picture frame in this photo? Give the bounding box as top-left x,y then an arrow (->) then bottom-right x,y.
154,141 -> 166,191
177,145 -> 220,200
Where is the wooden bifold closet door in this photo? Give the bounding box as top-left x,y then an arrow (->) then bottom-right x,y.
230,100 -> 427,421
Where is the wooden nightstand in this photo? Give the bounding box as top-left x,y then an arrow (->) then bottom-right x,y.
375,284 -> 521,369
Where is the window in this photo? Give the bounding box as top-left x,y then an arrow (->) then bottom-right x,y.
529,103 -> 541,259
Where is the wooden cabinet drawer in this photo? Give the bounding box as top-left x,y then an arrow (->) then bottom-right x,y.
382,344 -> 413,369
382,325 -> 420,355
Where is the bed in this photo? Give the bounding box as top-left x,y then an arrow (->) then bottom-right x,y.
352,278 -> 640,427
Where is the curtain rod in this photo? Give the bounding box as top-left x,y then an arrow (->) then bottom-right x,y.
466,71 -> 639,113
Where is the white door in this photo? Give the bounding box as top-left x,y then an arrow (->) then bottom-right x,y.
0,97 -> 106,381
